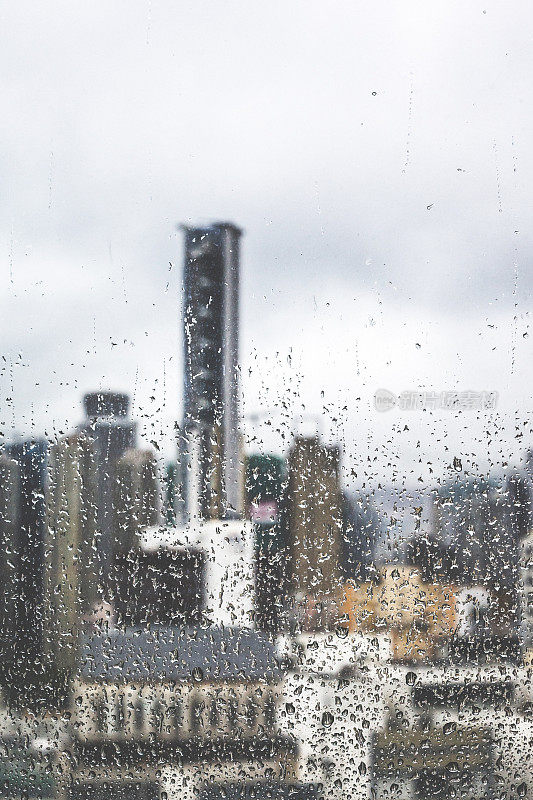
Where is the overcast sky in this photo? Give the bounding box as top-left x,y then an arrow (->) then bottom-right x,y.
1,0 -> 532,495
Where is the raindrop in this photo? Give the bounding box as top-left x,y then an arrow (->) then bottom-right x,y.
321,711 -> 334,728
405,672 -> 417,687
191,667 -> 203,682
443,721 -> 456,735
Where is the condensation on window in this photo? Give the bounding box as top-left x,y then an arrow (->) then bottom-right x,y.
0,4 -> 532,800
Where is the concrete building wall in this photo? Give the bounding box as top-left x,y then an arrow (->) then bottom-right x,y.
44,433 -> 99,672
114,448 -> 159,555
520,531 -> 533,652
287,437 -> 343,599
0,453 -> 20,668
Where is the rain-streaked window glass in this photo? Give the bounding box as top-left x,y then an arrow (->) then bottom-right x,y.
1,3 -> 532,800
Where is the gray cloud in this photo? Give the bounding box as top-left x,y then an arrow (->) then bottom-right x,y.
1,0 -> 532,483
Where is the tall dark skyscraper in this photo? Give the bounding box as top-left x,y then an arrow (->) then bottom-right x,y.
181,222 -> 243,520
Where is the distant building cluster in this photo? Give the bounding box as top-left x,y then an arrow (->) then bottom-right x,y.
0,222 -> 531,799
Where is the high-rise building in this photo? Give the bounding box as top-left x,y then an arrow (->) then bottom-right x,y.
520,530 -> 533,656
45,393 -> 160,671
0,440 -> 48,683
181,222 -> 243,521
113,448 -> 159,556
287,436 -> 343,602
341,492 -> 379,582
425,478 -> 520,590
5,439 -> 47,669
163,460 -> 180,524
0,451 -> 21,674
78,391 -> 136,588
45,431 -> 99,672
245,454 -> 287,632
